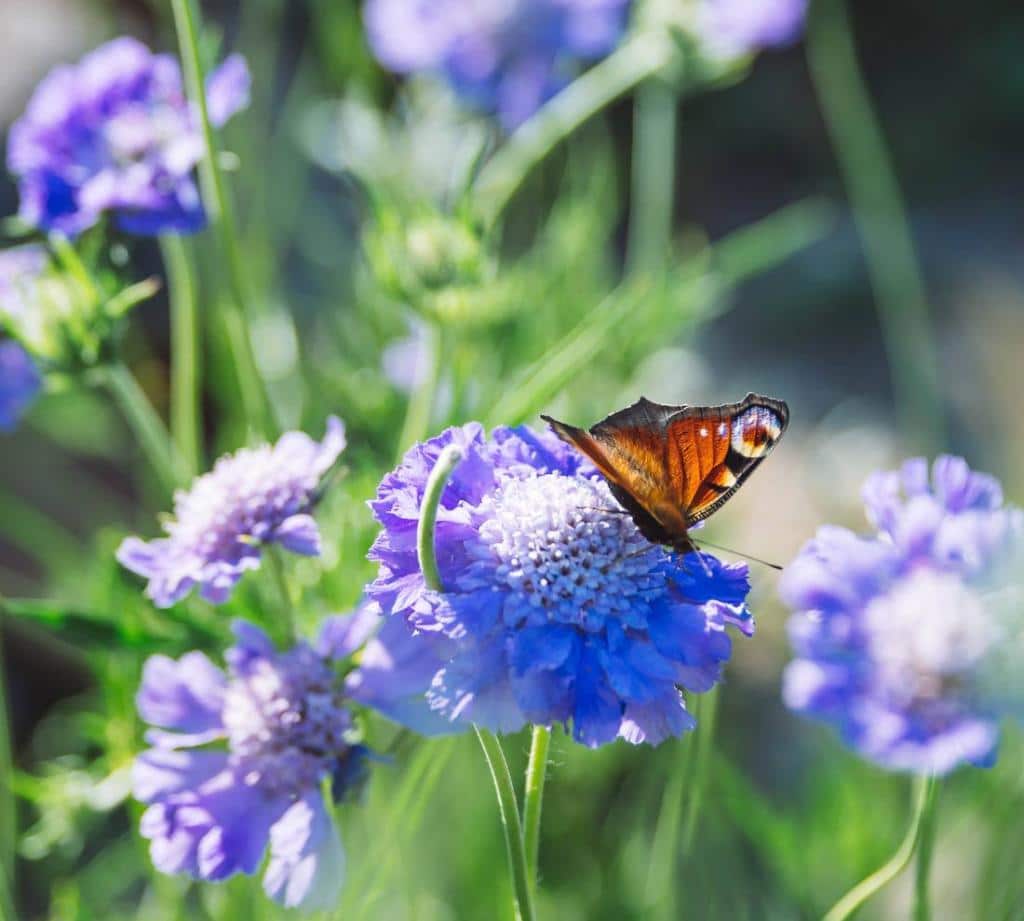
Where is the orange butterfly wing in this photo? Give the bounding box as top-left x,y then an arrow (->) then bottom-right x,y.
662,395 -> 789,525
542,393 -> 788,545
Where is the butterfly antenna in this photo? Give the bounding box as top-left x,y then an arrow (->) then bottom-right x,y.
692,538 -> 783,571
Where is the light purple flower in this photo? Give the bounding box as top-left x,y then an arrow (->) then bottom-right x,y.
346,423 -> 753,748
364,0 -> 633,129
118,418 -> 346,607
781,456 -> 1024,775
697,0 -> 807,58
7,37 -> 250,236
134,616 -> 374,910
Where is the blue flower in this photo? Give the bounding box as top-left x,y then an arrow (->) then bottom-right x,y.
7,37 -> 250,236
134,615 -> 375,910
0,247 -> 46,431
696,0 -> 807,58
118,418 -> 346,607
363,0 -> 632,129
781,456 -> 1024,775
347,423 -> 753,748
0,341 -> 40,433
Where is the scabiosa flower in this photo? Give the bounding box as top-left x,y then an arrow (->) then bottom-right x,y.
7,36 -> 250,236
696,0 -> 807,58
364,0 -> 633,129
347,423 -> 753,748
0,341 -> 41,432
118,418 -> 346,607
781,456 -> 1024,775
134,615 -> 375,910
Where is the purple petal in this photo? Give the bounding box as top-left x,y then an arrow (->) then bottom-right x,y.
264,793 -> 345,910
274,514 -> 322,556
619,690 -> 696,745
205,53 -> 251,127
133,748 -> 228,803
317,602 -> 382,660
136,651 -> 226,739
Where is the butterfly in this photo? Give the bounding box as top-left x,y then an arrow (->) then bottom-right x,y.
541,393 -> 789,556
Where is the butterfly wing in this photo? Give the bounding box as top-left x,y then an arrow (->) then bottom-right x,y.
664,393 -> 789,525
543,393 -> 788,542
542,398 -> 690,541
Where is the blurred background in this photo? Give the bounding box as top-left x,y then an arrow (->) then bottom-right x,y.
1,1 -> 1023,919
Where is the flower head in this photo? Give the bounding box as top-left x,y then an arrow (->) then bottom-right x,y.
7,37 -> 250,236
0,341 -> 41,432
781,456 -> 1024,775
134,614 -> 375,910
348,423 -> 753,747
118,418 -> 346,607
364,0 -> 633,129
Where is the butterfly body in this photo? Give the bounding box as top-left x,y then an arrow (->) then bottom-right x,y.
542,393 -> 789,554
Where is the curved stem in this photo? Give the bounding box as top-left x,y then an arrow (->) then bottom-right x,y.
475,31 -> 676,227
522,724 -> 551,891
475,728 -> 537,921
169,0 -> 275,438
160,235 -> 201,477
416,444 -> 464,593
823,775 -> 938,921
103,363 -> 183,496
807,0 -> 943,454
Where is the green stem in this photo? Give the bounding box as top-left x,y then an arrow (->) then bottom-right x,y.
680,686 -> 719,856
160,235 -> 201,477
475,30 -> 676,227
169,0 -> 275,438
395,321 -> 443,464
263,547 -> 296,643
522,724 -> 551,892
416,444 -> 464,593
626,78 -> 678,278
475,728 -> 537,921
415,448 -> 534,921
823,775 -> 938,921
913,780 -> 940,921
0,620 -> 17,921
103,364 -> 183,496
644,727 -> 700,915
807,0 -> 943,454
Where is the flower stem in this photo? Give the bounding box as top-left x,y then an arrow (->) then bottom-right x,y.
475,727 -> 537,921
823,775 -> 938,921
169,0 -> 275,438
626,77 -> 678,278
414,448 -> 535,921
474,30 -> 676,227
680,686 -> 719,856
416,443 -> 464,593
522,724 -> 551,891
160,235 -> 201,477
264,547 -> 296,643
806,0 -> 944,454
103,363 -> 183,496
644,718 -> 701,916
913,779 -> 940,921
